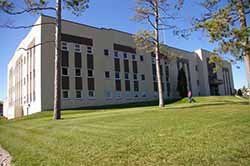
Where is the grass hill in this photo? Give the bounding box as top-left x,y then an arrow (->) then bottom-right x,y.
0,96 -> 249,165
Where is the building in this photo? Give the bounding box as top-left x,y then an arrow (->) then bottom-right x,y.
0,101 -> 3,116
3,15 -> 234,119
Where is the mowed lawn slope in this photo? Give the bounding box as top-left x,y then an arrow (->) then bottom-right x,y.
0,96 -> 250,166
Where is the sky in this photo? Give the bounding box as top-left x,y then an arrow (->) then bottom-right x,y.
0,0 -> 247,101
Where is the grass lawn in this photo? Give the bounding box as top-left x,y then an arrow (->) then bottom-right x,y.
0,96 -> 250,165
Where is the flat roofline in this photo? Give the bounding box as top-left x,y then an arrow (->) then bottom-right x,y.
40,14 -> 200,53
41,14 -> 134,36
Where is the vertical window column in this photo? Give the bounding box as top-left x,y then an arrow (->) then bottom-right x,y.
75,44 -> 83,99
61,42 -> 70,99
87,46 -> 95,98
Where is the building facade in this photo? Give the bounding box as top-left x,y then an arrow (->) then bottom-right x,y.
3,15 -> 234,119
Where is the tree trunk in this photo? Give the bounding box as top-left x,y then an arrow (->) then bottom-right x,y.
244,54 -> 250,88
53,0 -> 62,120
154,0 -> 164,107
237,0 -> 250,94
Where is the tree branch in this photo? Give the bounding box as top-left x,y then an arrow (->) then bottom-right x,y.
0,22 -> 55,29
18,40 -> 54,51
2,7 -> 56,15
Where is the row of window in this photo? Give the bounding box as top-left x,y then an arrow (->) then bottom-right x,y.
62,90 -> 148,99
62,42 -> 145,62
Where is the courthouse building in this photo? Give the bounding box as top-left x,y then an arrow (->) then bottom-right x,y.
3,15 -> 234,119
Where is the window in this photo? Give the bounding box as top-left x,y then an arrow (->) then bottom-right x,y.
62,68 -> 68,76
62,51 -> 69,67
115,72 -> 120,79
123,53 -> 128,59
87,54 -> 94,69
61,42 -> 68,51
125,80 -> 130,91
62,91 -> 69,99
140,55 -> 144,62
88,78 -> 95,90
134,81 -> 139,91
76,91 -> 82,99
75,44 -> 81,52
197,80 -> 200,86
75,52 -> 82,68
124,59 -> 129,72
141,74 -> 145,81
154,82 -> 158,92
114,51 -> 119,58
62,76 -> 69,90
115,80 -> 122,91
132,54 -> 136,60
105,71 -> 110,78
88,70 -> 93,77
88,91 -> 95,98
167,83 -> 170,96
114,58 -> 120,71
132,61 -> 138,73
104,49 -> 109,56
87,46 -> 92,54
75,77 -> 83,90
195,65 -> 199,72
133,74 -> 137,80
124,73 -> 129,80
75,69 -> 81,76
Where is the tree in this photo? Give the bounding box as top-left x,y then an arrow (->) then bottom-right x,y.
132,0 -> 184,107
177,67 -> 187,98
237,89 -> 243,96
194,0 -> 250,95
0,0 -> 89,120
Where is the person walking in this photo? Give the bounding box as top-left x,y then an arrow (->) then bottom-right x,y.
188,90 -> 192,103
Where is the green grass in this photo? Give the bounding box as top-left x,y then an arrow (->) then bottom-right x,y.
0,96 -> 250,166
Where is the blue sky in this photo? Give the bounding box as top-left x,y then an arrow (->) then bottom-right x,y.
0,0 -> 247,101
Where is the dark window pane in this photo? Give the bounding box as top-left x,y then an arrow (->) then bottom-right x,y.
125,80 -> 130,91
115,80 -> 121,91
76,91 -> 82,98
75,52 -> 82,68
75,69 -> 81,76
63,91 -> 69,98
88,78 -> 95,90
140,55 -> 144,61
114,58 -> 120,72
88,70 -> 93,77
134,81 -> 139,91
87,54 -> 94,69
152,64 -> 156,75
154,82 -> 158,92
124,59 -> 129,72
75,77 -> 82,90
62,51 -> 69,67
132,61 -> 138,73
62,76 -> 69,90
141,74 -> 145,80
115,72 -> 120,79
62,68 -> 68,76
105,71 -> 110,78
104,49 -> 109,56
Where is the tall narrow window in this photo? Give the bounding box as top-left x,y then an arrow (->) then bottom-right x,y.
134,81 -> 139,92
125,80 -> 130,91
114,58 -> 120,72
87,54 -> 94,69
75,52 -> 82,68
124,59 -> 129,73
132,61 -> 138,73
115,80 -> 122,91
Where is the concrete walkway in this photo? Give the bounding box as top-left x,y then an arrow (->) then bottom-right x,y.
0,146 -> 11,166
